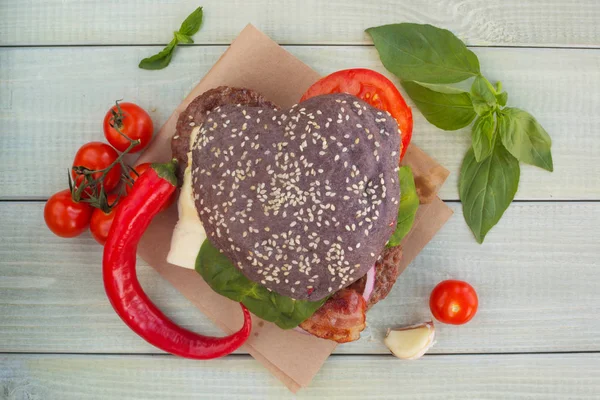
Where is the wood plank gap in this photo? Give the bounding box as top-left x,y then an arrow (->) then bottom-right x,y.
1,350 -> 599,357
2,44 -> 600,50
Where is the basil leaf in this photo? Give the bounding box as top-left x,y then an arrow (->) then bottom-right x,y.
415,82 -> 468,94
387,166 -> 419,247
459,138 -> 520,243
178,6 -> 203,37
471,113 -> 495,162
497,108 -> 553,172
174,32 -> 194,44
139,39 -> 178,70
366,23 -> 480,84
493,81 -> 508,106
471,76 -> 497,116
402,81 -> 476,130
496,91 -> 508,107
195,240 -> 326,329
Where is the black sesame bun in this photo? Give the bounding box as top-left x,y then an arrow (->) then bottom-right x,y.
191,93 -> 401,301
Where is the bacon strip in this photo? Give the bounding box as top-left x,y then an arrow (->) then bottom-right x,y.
300,245 -> 404,343
299,289 -> 366,343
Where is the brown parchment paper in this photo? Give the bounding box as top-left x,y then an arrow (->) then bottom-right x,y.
136,24 -> 453,392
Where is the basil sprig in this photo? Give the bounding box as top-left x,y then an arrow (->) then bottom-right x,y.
139,6 -> 203,70
367,23 -> 553,243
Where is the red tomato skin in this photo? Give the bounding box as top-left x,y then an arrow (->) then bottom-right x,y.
300,68 -> 413,159
90,195 -> 120,245
429,280 -> 478,325
103,102 -> 154,153
72,142 -> 122,193
44,190 -> 93,238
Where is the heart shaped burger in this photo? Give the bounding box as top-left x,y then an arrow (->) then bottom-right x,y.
190,92 -> 401,301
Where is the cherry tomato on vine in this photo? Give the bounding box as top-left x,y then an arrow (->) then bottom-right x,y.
103,102 -> 154,153
300,68 -> 413,159
44,189 -> 93,238
429,280 -> 478,325
90,194 -> 120,245
126,163 -> 174,210
72,142 -> 122,194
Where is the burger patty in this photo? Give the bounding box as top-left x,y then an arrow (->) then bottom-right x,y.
348,244 -> 403,309
172,86 -> 277,179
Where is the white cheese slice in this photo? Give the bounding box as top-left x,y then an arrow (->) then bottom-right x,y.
166,127 -> 206,269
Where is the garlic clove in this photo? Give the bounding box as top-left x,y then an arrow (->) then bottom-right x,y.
384,321 -> 435,360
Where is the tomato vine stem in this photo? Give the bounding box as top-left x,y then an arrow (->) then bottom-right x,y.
70,105 -> 142,213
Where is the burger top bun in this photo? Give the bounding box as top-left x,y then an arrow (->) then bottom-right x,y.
191,93 -> 401,301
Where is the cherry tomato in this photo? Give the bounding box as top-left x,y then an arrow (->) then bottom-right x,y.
90,194 -> 120,245
103,102 -> 154,153
44,189 -> 93,238
301,68 -> 413,159
126,163 -> 174,210
429,280 -> 478,325
72,142 -> 122,194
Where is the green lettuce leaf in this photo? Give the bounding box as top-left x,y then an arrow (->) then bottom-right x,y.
387,166 -> 419,247
195,240 -> 326,329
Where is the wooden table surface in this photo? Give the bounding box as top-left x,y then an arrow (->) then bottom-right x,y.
1,1 -> 599,398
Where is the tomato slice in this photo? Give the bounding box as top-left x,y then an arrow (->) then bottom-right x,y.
301,68 -> 413,159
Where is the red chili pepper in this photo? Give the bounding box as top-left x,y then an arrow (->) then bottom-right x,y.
103,160 -> 251,359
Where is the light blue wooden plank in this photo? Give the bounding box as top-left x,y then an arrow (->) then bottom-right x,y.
1,0 -> 599,47
1,202 -> 599,354
1,46 -> 598,200
0,353 -> 599,399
